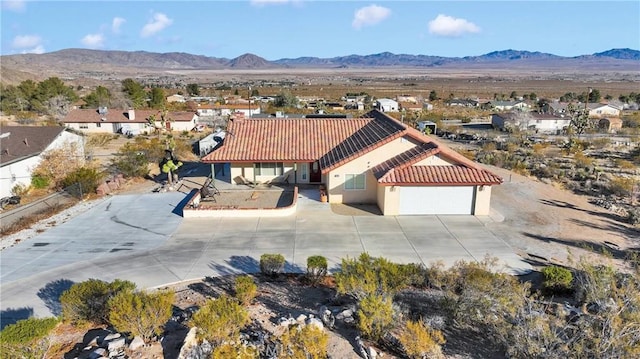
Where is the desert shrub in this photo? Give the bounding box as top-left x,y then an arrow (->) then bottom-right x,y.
30,175 -> 50,189
260,253 -> 285,277
0,317 -> 59,343
306,255 -> 328,284
541,266 -> 573,294
60,279 -> 136,325
211,343 -> 258,359
454,149 -> 475,161
357,293 -> 395,341
608,175 -> 636,197
505,142 -> 519,153
335,253 -> 412,300
627,208 -> 640,225
86,133 -> 114,147
10,183 -> 28,196
60,167 -> 102,195
614,158 -> 636,170
481,142 -> 497,152
0,317 -> 59,359
32,142 -> 85,187
190,294 -> 250,345
108,289 -> 174,342
278,325 -> 329,359
398,319 -> 445,359
234,275 -> 258,306
573,152 -> 594,168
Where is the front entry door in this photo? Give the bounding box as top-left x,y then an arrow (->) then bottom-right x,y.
310,161 -> 321,183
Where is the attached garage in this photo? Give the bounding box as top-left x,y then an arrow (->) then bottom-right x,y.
398,186 -> 475,215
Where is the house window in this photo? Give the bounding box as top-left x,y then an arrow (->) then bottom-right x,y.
345,173 -> 366,190
300,163 -> 308,180
255,162 -> 283,176
79,124 -> 89,129
96,122 -> 101,128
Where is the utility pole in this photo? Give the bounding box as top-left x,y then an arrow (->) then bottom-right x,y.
248,86 -> 252,118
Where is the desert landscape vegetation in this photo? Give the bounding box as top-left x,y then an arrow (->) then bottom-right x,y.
1,47 -> 639,358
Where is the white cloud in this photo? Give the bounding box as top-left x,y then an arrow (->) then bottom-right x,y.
81,33 -> 105,48
352,4 -> 391,30
428,14 -> 480,37
112,17 -> 126,33
140,12 -> 173,38
12,34 -> 41,48
2,0 -> 26,12
22,45 -> 45,54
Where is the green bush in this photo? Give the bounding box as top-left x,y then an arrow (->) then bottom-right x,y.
399,319 -> 446,359
60,167 -> 102,195
357,293 -> 395,341
542,266 -> 573,294
306,255 -> 328,284
60,279 -> 136,325
234,275 -> 258,306
260,253 -> 285,277
335,253 -> 411,300
0,317 -> 59,344
108,289 -> 174,342
30,175 -> 50,189
279,324 -> 329,359
0,317 -> 60,359
190,294 -> 250,345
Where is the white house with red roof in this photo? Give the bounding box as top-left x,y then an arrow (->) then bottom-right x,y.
202,110 -> 501,215
61,108 -> 199,134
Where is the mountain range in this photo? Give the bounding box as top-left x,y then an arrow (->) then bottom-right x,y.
0,48 -> 638,76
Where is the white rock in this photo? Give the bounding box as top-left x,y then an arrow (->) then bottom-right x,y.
103,333 -> 121,342
296,314 -> 307,323
368,346 -> 378,359
336,309 -> 353,320
107,337 -> 126,351
129,336 -> 145,351
178,327 -> 198,359
344,316 -> 355,324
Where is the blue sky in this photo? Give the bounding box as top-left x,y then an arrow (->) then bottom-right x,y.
1,0 -> 639,60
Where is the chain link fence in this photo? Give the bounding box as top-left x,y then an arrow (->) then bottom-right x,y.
0,183 -> 84,232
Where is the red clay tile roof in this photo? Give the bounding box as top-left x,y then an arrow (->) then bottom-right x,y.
62,109 -> 195,124
201,111 -> 406,168
378,165 -> 502,185
0,126 -> 66,166
202,109 -> 502,185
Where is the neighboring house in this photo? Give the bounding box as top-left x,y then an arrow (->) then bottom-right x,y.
447,99 -> 479,107
0,126 -> 84,198
61,109 -> 199,134
550,102 -> 622,118
375,98 -> 399,112
423,102 -> 434,111
167,94 -> 186,103
195,105 -> 216,117
491,112 -> 571,134
202,110 -> 502,215
490,100 -> 531,111
399,102 -> 423,112
587,103 -> 621,118
211,104 -> 261,117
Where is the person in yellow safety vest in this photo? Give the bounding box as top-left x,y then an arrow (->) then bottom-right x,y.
162,158 -> 183,185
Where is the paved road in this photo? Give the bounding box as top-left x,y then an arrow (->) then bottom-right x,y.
0,188 -> 530,326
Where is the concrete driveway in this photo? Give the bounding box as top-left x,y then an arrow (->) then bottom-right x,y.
0,188 -> 530,325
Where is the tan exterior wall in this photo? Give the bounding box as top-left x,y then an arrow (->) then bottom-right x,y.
230,162 -> 313,185
327,136 -> 416,204
473,185 -> 492,215
377,185 -> 400,216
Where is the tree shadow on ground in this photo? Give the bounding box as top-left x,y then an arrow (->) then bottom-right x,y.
0,307 -> 33,330
37,278 -> 75,316
162,308 -> 190,359
568,217 -> 640,241
539,198 -> 630,225
522,232 -> 635,261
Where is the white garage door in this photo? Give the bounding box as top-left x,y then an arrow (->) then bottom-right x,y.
398,186 -> 474,215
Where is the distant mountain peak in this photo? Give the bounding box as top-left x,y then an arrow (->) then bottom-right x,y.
228,53 -> 272,68
592,48 -> 640,60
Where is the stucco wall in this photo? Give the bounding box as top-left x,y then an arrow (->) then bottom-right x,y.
230,162 -> 311,185
377,185 -> 401,216
327,136 -> 416,204
473,185 -> 492,215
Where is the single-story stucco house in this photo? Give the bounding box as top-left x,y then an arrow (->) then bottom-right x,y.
201,110 -> 502,215
61,108 -> 199,135
0,126 -> 84,198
